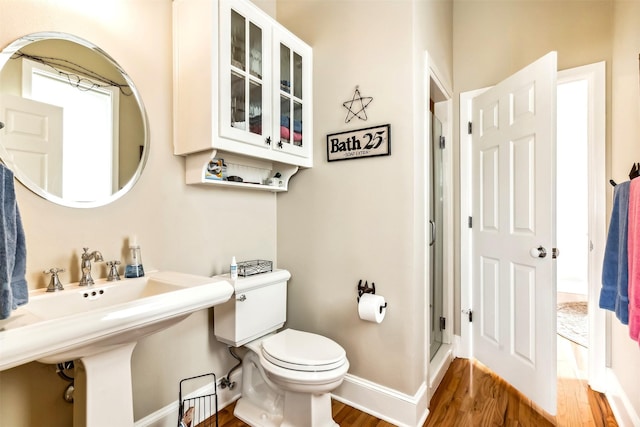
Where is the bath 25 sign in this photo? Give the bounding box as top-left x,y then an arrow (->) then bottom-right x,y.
326,124 -> 391,162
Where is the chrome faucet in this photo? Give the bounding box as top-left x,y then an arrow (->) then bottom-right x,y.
79,247 -> 104,286
106,260 -> 121,282
44,267 -> 65,292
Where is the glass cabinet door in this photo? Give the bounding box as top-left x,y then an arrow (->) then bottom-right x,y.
220,1 -> 271,148
273,30 -> 312,160
278,45 -> 304,146
218,0 -> 312,165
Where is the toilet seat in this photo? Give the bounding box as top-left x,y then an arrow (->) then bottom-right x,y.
261,329 -> 347,372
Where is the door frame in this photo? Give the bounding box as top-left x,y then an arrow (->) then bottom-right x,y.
458,62 -> 607,392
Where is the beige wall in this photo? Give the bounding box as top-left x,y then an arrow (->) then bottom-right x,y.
610,0 -> 640,417
452,0 -> 613,334
276,0 -> 453,396
0,1 -> 277,425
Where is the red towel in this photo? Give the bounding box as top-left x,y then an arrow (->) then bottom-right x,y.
628,178 -> 640,341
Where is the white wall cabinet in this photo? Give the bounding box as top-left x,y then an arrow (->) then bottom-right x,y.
173,0 -> 312,191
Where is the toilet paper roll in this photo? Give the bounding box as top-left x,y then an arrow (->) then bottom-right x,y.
358,293 -> 387,323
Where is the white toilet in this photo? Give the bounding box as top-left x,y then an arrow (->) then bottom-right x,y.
213,269 -> 349,427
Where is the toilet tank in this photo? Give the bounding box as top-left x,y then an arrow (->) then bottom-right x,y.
214,269 -> 290,346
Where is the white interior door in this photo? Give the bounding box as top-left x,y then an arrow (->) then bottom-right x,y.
471,52 -> 557,415
0,94 -> 63,196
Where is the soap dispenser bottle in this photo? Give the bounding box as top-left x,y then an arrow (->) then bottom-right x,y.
125,235 -> 145,278
230,256 -> 238,281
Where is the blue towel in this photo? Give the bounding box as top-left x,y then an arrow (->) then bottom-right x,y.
0,164 -> 27,320
599,181 -> 629,324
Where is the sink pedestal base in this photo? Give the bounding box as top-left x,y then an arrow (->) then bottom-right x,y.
74,342 -> 137,427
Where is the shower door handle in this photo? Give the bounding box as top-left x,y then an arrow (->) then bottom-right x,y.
429,220 -> 436,246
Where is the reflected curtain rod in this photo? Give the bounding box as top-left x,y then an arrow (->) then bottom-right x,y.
11,51 -> 132,96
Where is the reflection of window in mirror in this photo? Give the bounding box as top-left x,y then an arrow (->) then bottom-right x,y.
22,58 -> 118,202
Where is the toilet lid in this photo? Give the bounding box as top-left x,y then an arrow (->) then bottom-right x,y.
261,329 -> 346,372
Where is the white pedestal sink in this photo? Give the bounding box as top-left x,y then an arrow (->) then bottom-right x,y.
72,342 -> 138,427
0,271 -> 234,427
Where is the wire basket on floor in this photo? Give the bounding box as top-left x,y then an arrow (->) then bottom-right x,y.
178,373 -> 218,427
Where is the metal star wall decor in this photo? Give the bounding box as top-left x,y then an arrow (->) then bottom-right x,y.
342,86 -> 373,123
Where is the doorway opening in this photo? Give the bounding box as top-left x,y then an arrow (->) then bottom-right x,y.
556,63 -> 607,392
556,77 -> 589,349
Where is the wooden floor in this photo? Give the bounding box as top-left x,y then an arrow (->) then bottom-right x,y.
211,336 -> 617,427
424,337 -> 616,426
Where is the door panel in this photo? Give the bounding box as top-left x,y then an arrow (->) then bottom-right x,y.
0,94 -> 63,196
472,52 -> 557,415
480,256 -> 500,343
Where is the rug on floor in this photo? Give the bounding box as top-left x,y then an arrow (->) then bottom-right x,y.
557,301 -> 588,347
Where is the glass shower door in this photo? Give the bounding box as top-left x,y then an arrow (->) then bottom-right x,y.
430,113 -> 445,361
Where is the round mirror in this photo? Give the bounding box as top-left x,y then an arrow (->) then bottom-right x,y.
0,32 -> 149,208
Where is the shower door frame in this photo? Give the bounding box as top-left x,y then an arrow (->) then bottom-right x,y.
425,53 -> 455,398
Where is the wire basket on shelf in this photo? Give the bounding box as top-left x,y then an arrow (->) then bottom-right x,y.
178,373 -> 218,427
237,259 -> 273,277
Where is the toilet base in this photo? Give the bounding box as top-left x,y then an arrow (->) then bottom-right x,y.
234,390 -> 337,427
281,390 -> 338,427
234,350 -> 338,427
234,397 -> 283,427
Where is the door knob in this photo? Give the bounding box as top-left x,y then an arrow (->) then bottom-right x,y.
552,248 -> 560,259
530,246 -> 547,258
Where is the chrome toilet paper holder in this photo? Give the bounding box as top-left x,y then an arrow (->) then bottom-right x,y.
357,280 -> 388,313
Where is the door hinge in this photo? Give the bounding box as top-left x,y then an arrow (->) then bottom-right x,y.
468,121 -> 472,134
462,309 -> 473,322
468,216 -> 473,228
439,316 -> 446,331
439,135 -> 445,149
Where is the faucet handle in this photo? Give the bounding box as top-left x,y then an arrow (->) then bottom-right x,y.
106,260 -> 121,282
43,268 -> 65,292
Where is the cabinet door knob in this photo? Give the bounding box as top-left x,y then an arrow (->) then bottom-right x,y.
237,294 -> 247,302
265,137 -> 271,146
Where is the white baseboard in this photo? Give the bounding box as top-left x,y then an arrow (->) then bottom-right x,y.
453,334 -> 465,358
428,344 -> 453,398
136,369 -> 430,427
332,374 -> 429,427
605,368 -> 640,427
134,370 -> 242,427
